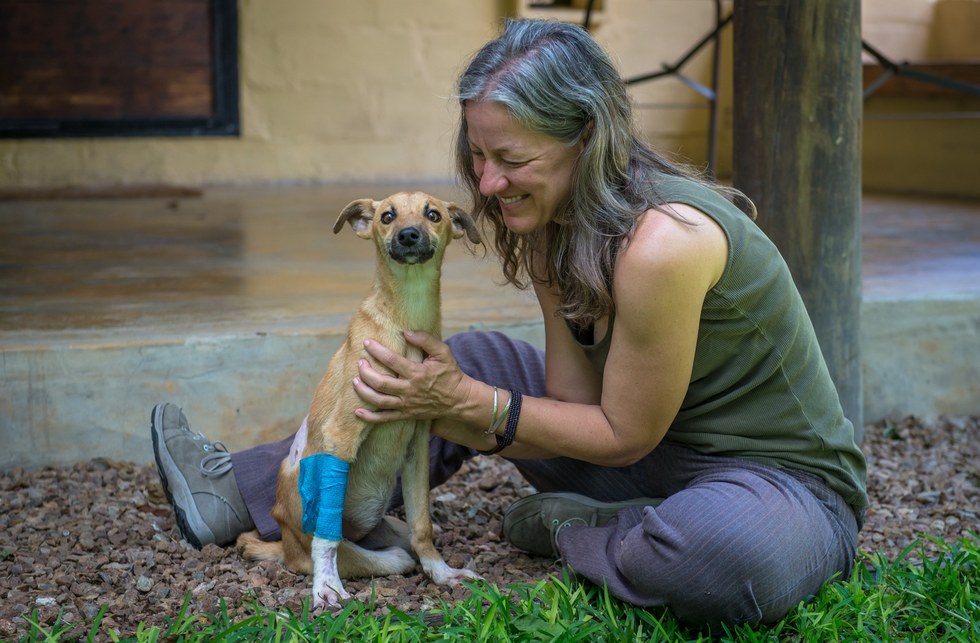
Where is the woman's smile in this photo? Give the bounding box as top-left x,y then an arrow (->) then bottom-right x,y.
499,194 -> 526,205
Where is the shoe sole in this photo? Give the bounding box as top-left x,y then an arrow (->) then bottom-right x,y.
150,404 -> 214,549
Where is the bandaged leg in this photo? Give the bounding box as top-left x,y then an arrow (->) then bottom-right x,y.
299,453 -> 350,608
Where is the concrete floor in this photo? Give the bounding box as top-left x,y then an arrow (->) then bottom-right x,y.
1,184 -> 978,469
862,193 -> 980,300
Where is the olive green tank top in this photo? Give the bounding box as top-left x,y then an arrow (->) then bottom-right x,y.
571,175 -> 868,516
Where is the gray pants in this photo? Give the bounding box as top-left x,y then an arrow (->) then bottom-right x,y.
232,331 -> 860,628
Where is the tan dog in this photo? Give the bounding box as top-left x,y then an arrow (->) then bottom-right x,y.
238,192 -> 482,609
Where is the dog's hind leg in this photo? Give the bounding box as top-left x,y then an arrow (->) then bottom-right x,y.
338,516 -> 416,578
337,540 -> 416,579
236,531 -> 286,563
356,515 -> 413,554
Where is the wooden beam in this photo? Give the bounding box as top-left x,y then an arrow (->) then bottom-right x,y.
863,62 -> 980,99
731,0 -> 864,439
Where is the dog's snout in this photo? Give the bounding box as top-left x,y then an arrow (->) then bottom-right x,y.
389,224 -> 435,264
396,227 -> 422,247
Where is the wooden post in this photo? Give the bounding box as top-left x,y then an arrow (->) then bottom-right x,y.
731,1 -> 864,440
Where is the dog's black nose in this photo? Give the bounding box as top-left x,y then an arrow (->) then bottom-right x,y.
396,227 -> 421,247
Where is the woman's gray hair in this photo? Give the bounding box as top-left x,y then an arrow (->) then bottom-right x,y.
454,18 -> 752,326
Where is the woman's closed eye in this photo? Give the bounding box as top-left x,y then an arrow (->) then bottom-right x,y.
469,145 -> 527,166
501,158 -> 529,168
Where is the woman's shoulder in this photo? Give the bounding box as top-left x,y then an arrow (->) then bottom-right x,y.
629,200 -> 727,263
616,202 -> 728,298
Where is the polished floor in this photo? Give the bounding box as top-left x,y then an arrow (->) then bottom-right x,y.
861,193 -> 980,301
0,184 -> 539,348
1,184 -> 978,349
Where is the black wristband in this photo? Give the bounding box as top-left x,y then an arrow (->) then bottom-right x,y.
477,389 -> 522,456
500,389 -> 522,447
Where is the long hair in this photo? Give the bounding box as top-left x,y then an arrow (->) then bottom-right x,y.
454,18 -> 753,327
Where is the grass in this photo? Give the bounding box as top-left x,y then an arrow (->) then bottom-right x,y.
17,533 -> 978,642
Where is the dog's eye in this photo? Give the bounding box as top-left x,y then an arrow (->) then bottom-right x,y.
380,211 -> 395,224
425,209 -> 442,223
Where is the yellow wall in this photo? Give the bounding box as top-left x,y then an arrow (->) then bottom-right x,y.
1,1 -> 500,188
1,0 -> 977,197
0,0 -> 722,190
861,0 -> 980,197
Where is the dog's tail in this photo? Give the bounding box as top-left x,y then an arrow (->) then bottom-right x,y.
236,530 -> 285,562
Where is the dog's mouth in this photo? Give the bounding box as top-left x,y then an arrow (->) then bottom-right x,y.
389,245 -> 436,265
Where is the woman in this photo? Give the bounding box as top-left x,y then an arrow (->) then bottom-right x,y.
152,18 -> 867,629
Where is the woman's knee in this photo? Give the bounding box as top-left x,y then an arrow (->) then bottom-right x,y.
615,498 -> 845,628
616,515 -> 774,626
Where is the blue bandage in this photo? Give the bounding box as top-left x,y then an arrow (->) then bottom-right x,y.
298,453 -> 350,540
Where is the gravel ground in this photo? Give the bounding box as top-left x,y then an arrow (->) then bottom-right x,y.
1,415 -> 977,639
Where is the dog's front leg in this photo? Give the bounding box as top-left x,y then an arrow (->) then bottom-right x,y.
299,453 -> 352,609
403,422 -> 482,586
311,537 -> 349,608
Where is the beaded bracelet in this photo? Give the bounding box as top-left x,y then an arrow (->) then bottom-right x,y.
477,389 -> 522,456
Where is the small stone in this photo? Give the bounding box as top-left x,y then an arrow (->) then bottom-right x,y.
0,619 -> 17,638
135,575 -> 154,593
915,491 -> 941,504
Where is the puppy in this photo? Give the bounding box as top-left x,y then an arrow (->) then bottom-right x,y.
238,192 -> 482,609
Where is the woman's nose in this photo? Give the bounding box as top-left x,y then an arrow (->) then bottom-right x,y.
478,161 -> 508,196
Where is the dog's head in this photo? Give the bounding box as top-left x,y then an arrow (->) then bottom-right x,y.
333,192 -> 481,265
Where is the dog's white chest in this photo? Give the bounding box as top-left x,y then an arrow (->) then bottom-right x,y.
287,417 -> 309,466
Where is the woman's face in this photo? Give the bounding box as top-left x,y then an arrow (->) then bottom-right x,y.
464,101 -> 582,235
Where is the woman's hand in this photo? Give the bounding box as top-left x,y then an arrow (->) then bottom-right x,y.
352,330 -> 470,423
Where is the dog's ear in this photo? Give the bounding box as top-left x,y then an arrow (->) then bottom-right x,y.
447,203 -> 482,244
334,199 -> 378,239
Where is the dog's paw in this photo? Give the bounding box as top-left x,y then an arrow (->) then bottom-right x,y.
312,583 -> 352,611
446,567 -> 483,585
423,560 -> 482,586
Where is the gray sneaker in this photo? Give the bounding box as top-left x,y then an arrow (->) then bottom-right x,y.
502,492 -> 664,558
150,403 -> 254,548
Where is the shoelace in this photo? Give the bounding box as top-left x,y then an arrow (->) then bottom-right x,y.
551,516 -> 590,558
194,433 -> 233,477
